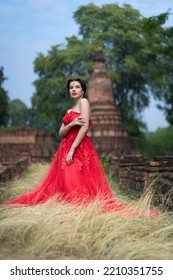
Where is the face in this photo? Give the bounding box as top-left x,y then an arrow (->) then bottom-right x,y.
69,81 -> 84,100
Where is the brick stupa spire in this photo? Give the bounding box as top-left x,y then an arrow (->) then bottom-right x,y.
88,50 -> 133,157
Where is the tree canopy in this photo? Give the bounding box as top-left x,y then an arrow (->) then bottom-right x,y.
32,3 -> 172,137
8,99 -> 28,127
142,127 -> 173,158
0,67 -> 9,126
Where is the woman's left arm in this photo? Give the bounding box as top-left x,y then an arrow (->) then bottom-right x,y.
66,98 -> 90,164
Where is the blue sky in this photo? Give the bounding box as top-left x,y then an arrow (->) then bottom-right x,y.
0,0 -> 173,131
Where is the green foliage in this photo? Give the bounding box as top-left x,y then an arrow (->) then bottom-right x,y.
140,127 -> 173,159
32,42 -> 93,133
154,26 -> 173,125
141,10 -> 173,125
74,3 -> 151,112
101,155 -> 111,175
32,3 -> 172,137
120,101 -> 147,149
27,108 -> 54,130
0,67 -> 9,126
8,99 -> 28,127
141,10 -> 171,32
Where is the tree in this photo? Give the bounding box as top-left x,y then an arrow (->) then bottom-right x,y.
32,42 -> 92,130
8,99 -> 28,127
141,10 -> 173,126
27,107 -> 55,131
0,67 -> 9,126
155,26 -> 173,126
32,3 -> 172,139
74,4 -> 172,117
141,127 -> 173,158
32,46 -> 73,130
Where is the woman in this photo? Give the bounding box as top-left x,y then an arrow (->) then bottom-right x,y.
4,78 -> 158,216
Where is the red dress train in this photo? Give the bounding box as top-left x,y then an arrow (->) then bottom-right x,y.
4,111 -> 158,216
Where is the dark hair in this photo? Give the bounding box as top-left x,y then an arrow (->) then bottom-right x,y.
67,78 -> 87,98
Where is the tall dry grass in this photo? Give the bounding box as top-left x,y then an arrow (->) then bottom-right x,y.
0,163 -> 172,260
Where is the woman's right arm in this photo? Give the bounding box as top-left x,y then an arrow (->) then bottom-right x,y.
59,115 -> 86,138
59,122 -> 73,138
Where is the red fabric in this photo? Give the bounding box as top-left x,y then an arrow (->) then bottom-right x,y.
4,111 -> 158,216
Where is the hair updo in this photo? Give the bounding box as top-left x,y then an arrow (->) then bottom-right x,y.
67,78 -> 87,98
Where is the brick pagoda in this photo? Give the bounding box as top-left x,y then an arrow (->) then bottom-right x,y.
88,51 -> 133,158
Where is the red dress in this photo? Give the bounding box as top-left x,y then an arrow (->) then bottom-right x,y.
4,111 -> 158,216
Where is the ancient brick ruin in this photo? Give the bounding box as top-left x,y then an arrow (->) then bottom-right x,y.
0,51 -> 172,210
87,51 -> 136,158
0,126 -> 56,163
0,127 -> 57,184
87,51 -> 173,210
0,157 -> 29,187
117,155 -> 173,210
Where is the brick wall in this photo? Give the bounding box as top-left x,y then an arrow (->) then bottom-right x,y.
0,157 -> 29,185
116,155 -> 173,210
0,127 -> 57,163
0,127 -> 57,190
1,128 -> 173,210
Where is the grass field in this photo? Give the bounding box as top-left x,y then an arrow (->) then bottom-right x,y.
0,163 -> 172,260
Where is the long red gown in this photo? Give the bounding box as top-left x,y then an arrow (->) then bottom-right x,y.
4,111 -> 158,216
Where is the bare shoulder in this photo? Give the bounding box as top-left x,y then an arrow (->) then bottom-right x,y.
79,98 -> 90,108
79,98 -> 91,117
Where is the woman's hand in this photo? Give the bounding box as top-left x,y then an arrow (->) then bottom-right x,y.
71,115 -> 86,127
66,147 -> 75,165
66,115 -> 87,164
59,115 -> 86,138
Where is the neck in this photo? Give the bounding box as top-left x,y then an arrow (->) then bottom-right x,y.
74,97 -> 83,105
